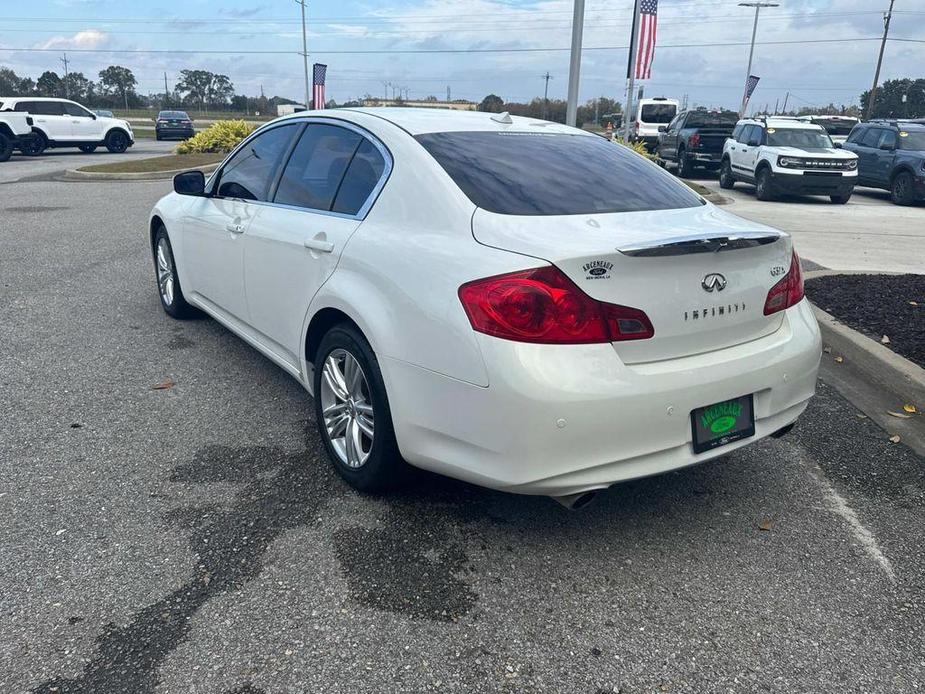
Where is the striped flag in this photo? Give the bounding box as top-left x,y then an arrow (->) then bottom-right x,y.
743,74 -> 761,108
634,0 -> 659,80
312,63 -> 327,109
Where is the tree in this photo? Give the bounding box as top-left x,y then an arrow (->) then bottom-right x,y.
63,72 -> 92,102
478,94 -> 504,113
0,66 -> 35,96
98,65 -> 138,110
36,71 -> 63,98
176,70 -> 236,111
861,78 -> 925,119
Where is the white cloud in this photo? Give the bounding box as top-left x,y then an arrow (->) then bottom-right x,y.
36,29 -> 110,51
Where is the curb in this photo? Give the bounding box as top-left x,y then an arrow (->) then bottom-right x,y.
64,162 -> 220,181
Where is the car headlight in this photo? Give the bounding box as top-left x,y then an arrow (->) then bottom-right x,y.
846,159 -> 858,170
778,156 -> 802,168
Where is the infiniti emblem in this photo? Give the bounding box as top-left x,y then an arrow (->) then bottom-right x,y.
702,273 -> 727,292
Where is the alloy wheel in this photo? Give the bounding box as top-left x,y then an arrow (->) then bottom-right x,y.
156,237 -> 175,306
320,349 -> 375,468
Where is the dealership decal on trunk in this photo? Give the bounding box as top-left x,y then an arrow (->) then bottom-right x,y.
583,260 -> 613,280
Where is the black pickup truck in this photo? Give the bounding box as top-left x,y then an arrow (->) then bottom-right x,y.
657,109 -> 739,177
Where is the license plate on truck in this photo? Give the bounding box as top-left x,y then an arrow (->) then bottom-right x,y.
690,395 -> 755,454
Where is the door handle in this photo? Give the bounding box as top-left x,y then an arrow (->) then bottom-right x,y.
225,222 -> 245,234
304,237 -> 334,253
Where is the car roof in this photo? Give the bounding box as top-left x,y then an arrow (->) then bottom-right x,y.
741,118 -> 824,131
276,107 -> 591,137
0,97 -> 73,102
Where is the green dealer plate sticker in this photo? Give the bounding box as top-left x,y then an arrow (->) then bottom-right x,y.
690,394 -> 756,454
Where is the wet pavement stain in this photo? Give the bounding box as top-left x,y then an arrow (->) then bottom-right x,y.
167,334 -> 196,350
223,684 -> 268,694
32,441 -> 336,694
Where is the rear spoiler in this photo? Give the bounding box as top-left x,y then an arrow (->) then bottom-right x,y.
618,231 -> 782,257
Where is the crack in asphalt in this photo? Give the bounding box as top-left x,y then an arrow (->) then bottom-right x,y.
32,442 -> 335,694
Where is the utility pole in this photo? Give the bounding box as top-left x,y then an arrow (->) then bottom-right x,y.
164,72 -> 170,107
446,85 -> 451,102
565,0 -> 585,126
738,2 -> 779,117
773,97 -> 779,115
294,0 -> 310,109
866,0 -> 896,121
541,71 -> 552,120
622,0 -> 641,142
59,53 -> 70,99
781,91 -> 790,114
382,81 -> 390,100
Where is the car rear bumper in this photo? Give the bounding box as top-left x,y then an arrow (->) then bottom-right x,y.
770,170 -> 856,196
382,300 -> 821,497
156,128 -> 195,139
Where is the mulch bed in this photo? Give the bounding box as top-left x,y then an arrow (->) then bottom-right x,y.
805,274 -> 925,368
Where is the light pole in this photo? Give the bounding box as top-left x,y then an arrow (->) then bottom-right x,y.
865,0 -> 896,121
565,0 -> 585,126
738,2 -> 778,117
294,0 -> 310,109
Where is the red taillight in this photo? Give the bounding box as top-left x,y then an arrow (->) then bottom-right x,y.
689,133 -> 701,148
458,266 -> 654,344
763,250 -> 804,316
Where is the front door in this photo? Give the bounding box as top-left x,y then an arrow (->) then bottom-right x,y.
183,122 -> 302,324
243,123 -> 389,365
63,101 -> 103,142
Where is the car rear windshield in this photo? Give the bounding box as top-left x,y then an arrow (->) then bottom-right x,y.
415,131 -> 703,216
811,119 -> 856,136
160,111 -> 189,119
767,128 -> 833,149
640,104 -> 676,123
684,111 -> 739,128
899,131 -> 925,150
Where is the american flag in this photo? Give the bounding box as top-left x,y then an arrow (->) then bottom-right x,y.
634,0 -> 659,80
743,74 -> 761,106
312,63 -> 327,109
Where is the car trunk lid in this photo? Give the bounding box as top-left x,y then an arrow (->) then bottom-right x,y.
471,204 -> 792,364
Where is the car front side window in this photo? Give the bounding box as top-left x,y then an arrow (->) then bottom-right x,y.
64,102 -> 92,117
215,124 -> 300,202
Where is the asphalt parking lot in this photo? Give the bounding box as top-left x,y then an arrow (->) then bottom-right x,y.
2,169 -> 924,693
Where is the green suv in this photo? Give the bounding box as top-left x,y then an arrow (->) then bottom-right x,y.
842,121 -> 925,205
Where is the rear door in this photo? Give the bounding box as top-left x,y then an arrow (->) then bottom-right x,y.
242,122 -> 389,364
873,129 -> 897,186
853,127 -> 883,185
17,100 -> 70,140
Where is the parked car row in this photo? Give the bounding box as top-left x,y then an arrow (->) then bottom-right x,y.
656,109 -> 924,206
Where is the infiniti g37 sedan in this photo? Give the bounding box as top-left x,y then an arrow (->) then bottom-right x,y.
149,108 -> 821,508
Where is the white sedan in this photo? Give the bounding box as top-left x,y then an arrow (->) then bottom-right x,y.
149,108 -> 821,508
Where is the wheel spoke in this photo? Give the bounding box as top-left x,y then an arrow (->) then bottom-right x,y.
355,401 -> 373,417
356,413 -> 374,439
322,360 -> 349,401
328,413 -> 349,439
345,419 -> 360,466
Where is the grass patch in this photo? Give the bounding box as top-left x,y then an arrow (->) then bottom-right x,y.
78,152 -> 225,174
682,180 -> 714,196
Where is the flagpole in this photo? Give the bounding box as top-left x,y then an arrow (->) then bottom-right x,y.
622,0 -> 642,142
565,0 -> 586,127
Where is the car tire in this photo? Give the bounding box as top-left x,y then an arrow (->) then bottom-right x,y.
719,160 -> 735,189
677,148 -> 694,178
20,131 -> 47,156
78,145 -> 98,153
755,168 -> 775,201
830,193 -> 851,205
891,171 -> 915,206
155,133 -> 162,141
313,323 -> 407,493
153,225 -> 196,319
0,133 -> 13,162
105,129 -> 130,154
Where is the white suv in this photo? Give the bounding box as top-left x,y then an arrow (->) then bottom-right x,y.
0,110 -> 34,161
0,97 -> 133,156
719,117 -> 858,204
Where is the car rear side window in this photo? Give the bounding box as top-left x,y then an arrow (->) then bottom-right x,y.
416,131 -> 702,216
640,104 -> 676,123
274,124 -> 363,212
332,140 -> 386,215
216,123 -> 299,201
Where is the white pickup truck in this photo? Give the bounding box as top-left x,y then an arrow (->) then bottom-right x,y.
0,111 -> 34,162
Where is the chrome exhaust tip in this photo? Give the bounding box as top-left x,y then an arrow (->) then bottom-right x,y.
550,490 -> 599,510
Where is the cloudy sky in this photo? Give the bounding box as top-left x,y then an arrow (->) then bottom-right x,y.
1,0 -> 923,111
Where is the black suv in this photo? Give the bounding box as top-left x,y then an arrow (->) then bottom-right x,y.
657,109 -> 739,177
155,111 -> 195,141
842,121 -> 925,205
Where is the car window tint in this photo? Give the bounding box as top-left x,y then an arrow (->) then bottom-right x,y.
898,131 -> 925,150
274,124 -> 362,211
63,102 -> 89,117
845,127 -> 863,144
416,131 -> 702,216
217,124 -> 299,201
684,111 -> 739,128
640,104 -> 676,123
331,139 -> 386,215
13,101 -> 33,112
859,128 -> 882,148
879,130 -> 897,149
736,125 -> 753,144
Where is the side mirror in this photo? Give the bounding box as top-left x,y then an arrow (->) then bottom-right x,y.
879,142 -> 895,151
748,137 -> 761,147
658,125 -> 667,133
834,142 -> 843,148
173,170 -> 206,196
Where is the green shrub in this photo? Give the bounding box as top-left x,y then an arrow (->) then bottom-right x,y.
175,120 -> 255,154
614,137 -> 659,162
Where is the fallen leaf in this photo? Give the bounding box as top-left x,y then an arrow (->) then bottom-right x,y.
834,356 -> 844,363
887,411 -> 912,419
152,378 -> 175,390
856,414 -> 868,419
881,335 -> 891,344
759,518 -> 774,531
823,346 -> 832,354
904,404 -> 918,414
910,301 -> 919,306
889,435 -> 901,444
